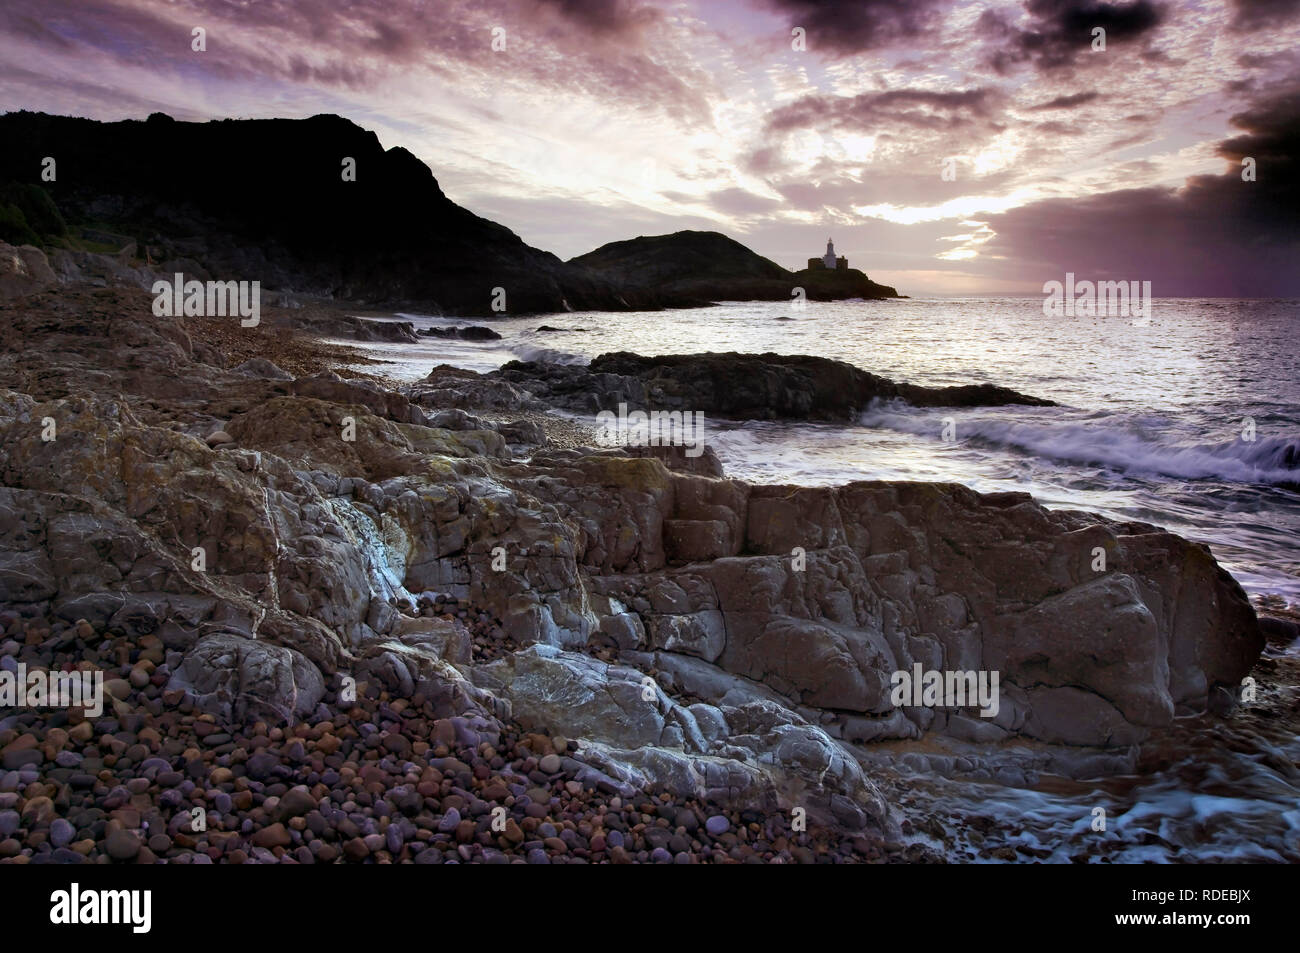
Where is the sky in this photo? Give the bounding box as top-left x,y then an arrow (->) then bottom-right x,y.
1,0 -> 1298,295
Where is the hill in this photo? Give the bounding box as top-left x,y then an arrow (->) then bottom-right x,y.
0,111 -> 686,316
570,230 -> 900,302
0,114 -> 901,313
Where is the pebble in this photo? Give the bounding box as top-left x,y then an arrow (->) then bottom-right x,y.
0,610 -> 900,866
50,818 -> 75,847
538,754 -> 562,774
251,823 -> 291,848
104,828 -> 140,861
277,785 -> 317,819
386,825 -> 404,853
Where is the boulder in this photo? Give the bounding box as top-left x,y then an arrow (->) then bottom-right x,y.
167,632 -> 326,723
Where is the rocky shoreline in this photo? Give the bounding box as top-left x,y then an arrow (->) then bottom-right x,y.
0,277 -> 1279,863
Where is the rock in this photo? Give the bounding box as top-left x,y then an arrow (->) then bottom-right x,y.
419,325 -> 503,341
2,745 -> 41,771
0,242 -> 58,300
538,753 -> 562,774
0,278 -> 1269,867
104,828 -> 141,861
50,818 -> 76,848
496,350 -> 1053,422
343,837 -> 370,862
148,834 -> 173,853
276,785 -> 317,820
473,646 -> 669,749
285,314 -> 420,343
205,430 -> 234,448
232,358 -> 293,381
167,633 -> 325,724
252,823 -> 292,848
705,815 -> 730,836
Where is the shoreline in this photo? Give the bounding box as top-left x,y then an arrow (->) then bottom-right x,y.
0,284 -> 1295,864
335,308 -> 1300,608
215,314 -> 1300,863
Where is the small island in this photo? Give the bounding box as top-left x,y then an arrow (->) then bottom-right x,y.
570,230 -> 900,305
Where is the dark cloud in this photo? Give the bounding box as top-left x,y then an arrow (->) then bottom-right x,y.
535,0 -> 658,34
986,0 -> 1166,73
1035,120 -> 1082,133
1104,131 -> 1150,148
707,187 -> 783,216
765,88 -> 1000,134
980,84 -> 1300,295
1237,50 -> 1300,70
0,0 -> 710,123
755,0 -> 949,55
1028,91 -> 1101,109
1214,87 -> 1300,211
1229,0 -> 1300,30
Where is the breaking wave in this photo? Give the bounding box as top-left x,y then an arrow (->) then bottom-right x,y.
859,405 -> 1300,487
508,343 -> 590,366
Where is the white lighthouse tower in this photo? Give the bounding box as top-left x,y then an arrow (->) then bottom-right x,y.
822,238 -> 838,270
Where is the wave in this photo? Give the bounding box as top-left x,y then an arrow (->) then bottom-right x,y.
859,405 -> 1300,486
508,343 -> 590,366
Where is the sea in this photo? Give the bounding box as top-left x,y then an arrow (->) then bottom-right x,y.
349,295 -> 1300,862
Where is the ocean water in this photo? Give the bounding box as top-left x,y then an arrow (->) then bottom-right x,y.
361,295 -> 1300,604
352,296 -> 1300,863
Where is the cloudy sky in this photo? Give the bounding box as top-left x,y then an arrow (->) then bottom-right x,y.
2,0 -> 1298,294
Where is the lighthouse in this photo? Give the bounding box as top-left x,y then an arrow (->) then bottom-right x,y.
807,238 -> 848,271
822,238 -> 838,270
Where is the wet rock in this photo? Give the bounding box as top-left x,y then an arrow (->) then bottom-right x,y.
232,358 -> 293,381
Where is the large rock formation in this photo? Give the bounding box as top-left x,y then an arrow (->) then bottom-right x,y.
496,350 -> 1055,419
0,112 -> 693,315
0,286 -> 1265,842
0,241 -> 58,301
570,230 -> 900,301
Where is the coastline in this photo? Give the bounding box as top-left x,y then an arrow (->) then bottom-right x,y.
1,281 -> 1296,864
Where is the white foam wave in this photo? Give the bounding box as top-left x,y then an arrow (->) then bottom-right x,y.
860,405 -> 1300,486
509,344 -> 589,366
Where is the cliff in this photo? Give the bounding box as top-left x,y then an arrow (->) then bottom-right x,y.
0,111 -> 686,316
